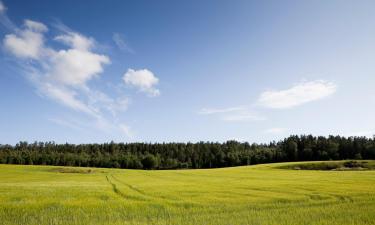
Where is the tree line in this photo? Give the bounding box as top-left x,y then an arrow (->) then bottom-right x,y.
0,135 -> 375,169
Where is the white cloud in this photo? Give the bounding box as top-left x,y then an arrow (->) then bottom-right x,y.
3,20 -> 47,59
48,30 -> 110,87
39,82 -> 98,117
112,33 -> 133,53
2,18 -> 134,139
264,128 -> 287,134
3,20 -> 114,114
48,49 -> 110,86
24,19 -> 48,32
55,32 -> 94,51
258,80 -> 337,109
123,68 -> 160,97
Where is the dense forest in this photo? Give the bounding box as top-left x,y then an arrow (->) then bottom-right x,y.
1,135 -> 375,169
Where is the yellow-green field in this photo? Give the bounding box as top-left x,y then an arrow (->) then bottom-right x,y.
1,161 -> 375,225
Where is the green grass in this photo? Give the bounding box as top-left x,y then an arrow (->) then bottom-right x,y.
0,161 -> 375,225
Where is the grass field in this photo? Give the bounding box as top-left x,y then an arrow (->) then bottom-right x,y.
0,161 -> 375,225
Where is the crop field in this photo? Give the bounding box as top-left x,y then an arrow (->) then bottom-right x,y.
0,161 -> 375,225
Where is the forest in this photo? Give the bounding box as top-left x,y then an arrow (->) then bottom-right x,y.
1,135 -> 375,169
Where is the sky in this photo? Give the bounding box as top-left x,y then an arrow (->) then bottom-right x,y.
0,0 -> 375,144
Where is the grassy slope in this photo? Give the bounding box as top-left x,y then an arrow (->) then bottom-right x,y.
0,161 -> 375,225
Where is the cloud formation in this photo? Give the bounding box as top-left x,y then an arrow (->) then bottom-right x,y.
123,69 -> 160,97
3,19 -> 114,115
24,19 -> 48,32
39,82 -> 98,116
0,0 -> 166,140
3,20 -> 47,59
1,13 -> 136,137
258,80 -> 337,109
198,106 -> 265,122
48,48 -> 110,87
112,33 -> 134,53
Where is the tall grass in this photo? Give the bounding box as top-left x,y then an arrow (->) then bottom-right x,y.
0,161 -> 374,225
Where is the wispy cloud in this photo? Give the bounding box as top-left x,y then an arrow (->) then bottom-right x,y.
39,82 -> 99,117
198,106 -> 265,122
199,80 -> 336,123
0,9 -> 16,31
258,80 -> 337,109
0,3 -> 148,139
3,19 -> 113,117
112,33 -> 134,53
198,106 -> 245,115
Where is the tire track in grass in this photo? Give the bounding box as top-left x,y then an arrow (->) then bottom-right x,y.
297,187 -> 354,203
105,175 -> 127,199
330,193 -> 354,202
111,175 -> 146,196
235,186 -> 339,205
105,175 -> 145,201
109,174 -> 197,208
110,174 -> 182,203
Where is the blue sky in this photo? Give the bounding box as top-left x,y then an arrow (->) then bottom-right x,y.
1,0 -> 375,144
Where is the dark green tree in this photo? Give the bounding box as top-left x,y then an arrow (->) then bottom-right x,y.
142,154 -> 158,169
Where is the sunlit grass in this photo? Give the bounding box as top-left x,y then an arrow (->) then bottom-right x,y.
1,161 -> 375,225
